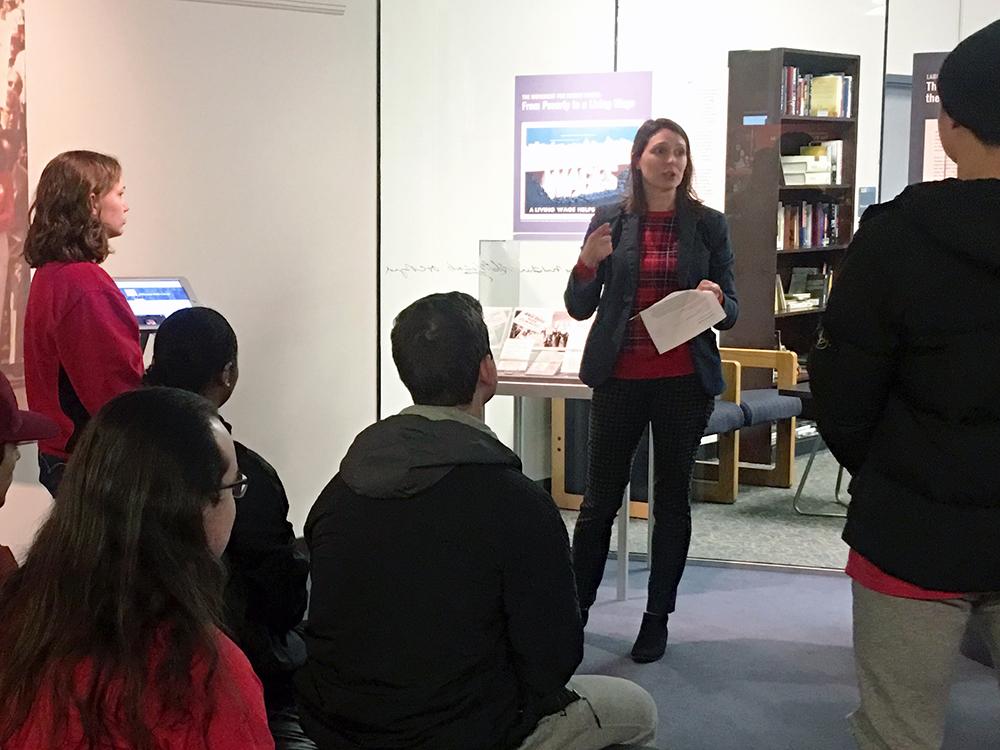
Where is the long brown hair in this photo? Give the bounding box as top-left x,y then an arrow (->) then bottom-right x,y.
0,388 -> 229,749
24,150 -> 121,267
624,118 -> 702,214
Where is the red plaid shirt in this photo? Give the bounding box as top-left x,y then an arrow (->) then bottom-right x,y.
573,211 -> 695,379
618,211 -> 697,379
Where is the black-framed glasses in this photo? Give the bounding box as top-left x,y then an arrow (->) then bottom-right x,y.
219,472 -> 249,500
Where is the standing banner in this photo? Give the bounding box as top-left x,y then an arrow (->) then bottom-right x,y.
513,72 -> 651,240
909,52 -> 957,185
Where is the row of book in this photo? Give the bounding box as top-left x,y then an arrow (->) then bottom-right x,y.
781,68 -> 853,118
777,201 -> 842,250
774,266 -> 833,313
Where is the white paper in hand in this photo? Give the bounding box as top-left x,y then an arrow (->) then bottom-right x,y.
638,290 -> 725,354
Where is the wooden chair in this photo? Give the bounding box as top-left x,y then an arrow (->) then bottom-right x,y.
550,359 -> 745,514
716,347 -> 800,496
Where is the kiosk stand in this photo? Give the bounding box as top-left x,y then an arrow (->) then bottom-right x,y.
114,277 -> 197,352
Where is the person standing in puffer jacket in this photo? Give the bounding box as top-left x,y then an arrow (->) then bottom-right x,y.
809,19 -> 1000,750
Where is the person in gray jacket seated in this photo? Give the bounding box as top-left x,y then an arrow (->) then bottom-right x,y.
296,291 -> 657,750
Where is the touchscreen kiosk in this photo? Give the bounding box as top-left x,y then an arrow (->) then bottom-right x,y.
114,277 -> 196,344
115,277 -> 196,332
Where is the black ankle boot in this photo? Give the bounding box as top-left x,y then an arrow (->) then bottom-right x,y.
630,612 -> 669,663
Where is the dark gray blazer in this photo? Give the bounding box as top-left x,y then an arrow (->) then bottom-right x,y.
564,200 -> 738,395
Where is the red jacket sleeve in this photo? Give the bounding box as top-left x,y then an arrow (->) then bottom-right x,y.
205,636 -> 275,750
54,289 -> 144,415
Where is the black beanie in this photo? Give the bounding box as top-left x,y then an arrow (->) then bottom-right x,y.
938,19 -> 1000,146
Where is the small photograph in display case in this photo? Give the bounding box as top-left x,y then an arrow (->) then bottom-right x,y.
496,308 -> 593,377
482,306 -> 513,354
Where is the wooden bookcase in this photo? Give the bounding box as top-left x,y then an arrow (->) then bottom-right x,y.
721,48 -> 860,370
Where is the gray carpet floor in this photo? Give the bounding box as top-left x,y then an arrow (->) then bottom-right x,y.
562,448 -> 851,570
586,561 -> 1000,750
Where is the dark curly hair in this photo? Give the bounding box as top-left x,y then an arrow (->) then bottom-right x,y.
24,150 -> 121,268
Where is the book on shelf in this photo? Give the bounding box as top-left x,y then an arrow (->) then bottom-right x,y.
808,74 -> 842,117
777,201 -> 841,250
824,140 -> 843,184
788,265 -> 833,304
805,271 -> 832,306
780,154 -> 831,174
784,297 -> 820,312
783,172 -> 832,185
799,140 -> 843,184
788,267 -> 811,295
781,142 -> 843,185
776,264 -> 832,312
781,68 -> 853,118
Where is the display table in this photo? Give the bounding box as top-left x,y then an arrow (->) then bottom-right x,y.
495,375 -> 649,601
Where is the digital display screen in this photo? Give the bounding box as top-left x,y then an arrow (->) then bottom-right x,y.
115,278 -> 195,330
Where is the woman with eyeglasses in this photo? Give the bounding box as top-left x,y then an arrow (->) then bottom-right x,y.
0,387 -> 273,749
144,306 -> 313,750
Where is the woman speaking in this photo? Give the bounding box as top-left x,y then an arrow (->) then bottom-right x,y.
565,118 -> 738,663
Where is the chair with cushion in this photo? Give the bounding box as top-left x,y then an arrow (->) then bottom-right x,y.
551,359 -> 745,510
720,347 -> 801,494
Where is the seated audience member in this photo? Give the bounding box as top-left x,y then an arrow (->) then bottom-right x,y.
144,307 -> 313,750
0,388 -> 274,749
296,292 -> 656,750
0,371 -> 56,580
810,20 -> 1000,750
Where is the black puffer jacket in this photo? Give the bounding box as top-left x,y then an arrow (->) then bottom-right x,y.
810,178 -> 1000,592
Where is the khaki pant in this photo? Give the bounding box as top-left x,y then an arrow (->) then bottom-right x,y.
518,675 -> 658,750
851,581 -> 1000,749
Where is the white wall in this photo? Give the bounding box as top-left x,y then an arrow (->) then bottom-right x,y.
960,0 -> 1000,37
16,0 -> 378,533
881,0 -> 997,78
379,0 -> 613,477
886,0 -> 961,75
379,0 -> 614,418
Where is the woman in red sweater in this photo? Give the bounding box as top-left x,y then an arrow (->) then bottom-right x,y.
0,387 -> 273,750
23,150 -> 144,497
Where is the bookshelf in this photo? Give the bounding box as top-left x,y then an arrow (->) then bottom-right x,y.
722,48 -> 859,466
722,47 -> 860,371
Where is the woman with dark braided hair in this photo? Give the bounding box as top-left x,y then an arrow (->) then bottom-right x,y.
0,387 -> 273,749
